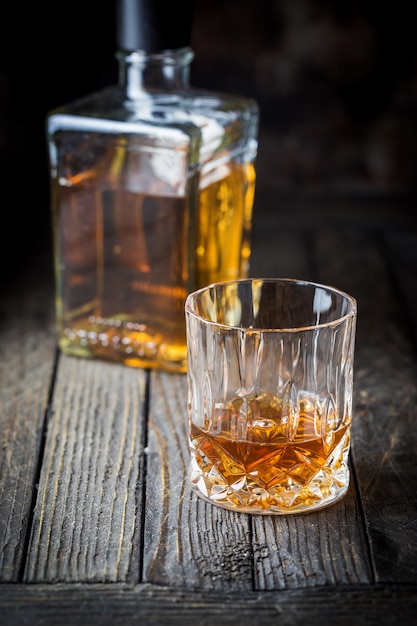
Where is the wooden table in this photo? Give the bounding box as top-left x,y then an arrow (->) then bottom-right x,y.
1,192 -> 417,625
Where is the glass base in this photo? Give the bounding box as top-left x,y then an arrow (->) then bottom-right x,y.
188,434 -> 351,515
189,477 -> 350,515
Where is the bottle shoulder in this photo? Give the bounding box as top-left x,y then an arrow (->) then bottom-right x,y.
47,84 -> 259,126
47,86 -> 128,122
47,85 -> 259,163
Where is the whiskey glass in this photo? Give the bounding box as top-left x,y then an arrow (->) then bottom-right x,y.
185,278 -> 357,514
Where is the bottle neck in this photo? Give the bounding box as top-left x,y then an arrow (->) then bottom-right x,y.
117,47 -> 194,101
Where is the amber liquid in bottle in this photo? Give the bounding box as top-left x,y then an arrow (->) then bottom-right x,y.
196,162 -> 256,288
54,138 -> 192,372
54,143 -> 256,372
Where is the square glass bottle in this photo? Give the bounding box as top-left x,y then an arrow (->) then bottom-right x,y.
46,0 -> 259,373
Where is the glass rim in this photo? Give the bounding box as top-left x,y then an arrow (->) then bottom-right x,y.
185,277 -> 357,333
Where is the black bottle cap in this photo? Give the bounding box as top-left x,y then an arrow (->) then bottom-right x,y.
116,0 -> 195,52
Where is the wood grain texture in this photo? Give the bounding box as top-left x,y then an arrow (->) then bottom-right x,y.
143,371 -> 254,590
250,224 -> 371,589
315,227 -> 417,583
0,269 -> 55,582
23,355 -> 147,583
251,483 -> 371,589
2,582 -> 417,626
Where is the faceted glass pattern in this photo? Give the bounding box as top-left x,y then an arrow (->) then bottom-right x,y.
185,278 -> 357,514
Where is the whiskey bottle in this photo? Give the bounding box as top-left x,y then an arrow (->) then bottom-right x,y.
46,0 -> 259,373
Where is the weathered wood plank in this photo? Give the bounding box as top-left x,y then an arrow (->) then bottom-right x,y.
0,265 -> 55,582
143,371 -> 254,590
1,582 -> 417,626
23,356 -> 147,583
252,483 -> 371,589
249,223 -> 371,589
315,227 -> 417,583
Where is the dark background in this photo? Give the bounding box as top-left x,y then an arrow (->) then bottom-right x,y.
1,0 -> 416,278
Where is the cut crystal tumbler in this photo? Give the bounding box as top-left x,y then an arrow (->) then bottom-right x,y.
185,278 -> 357,514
